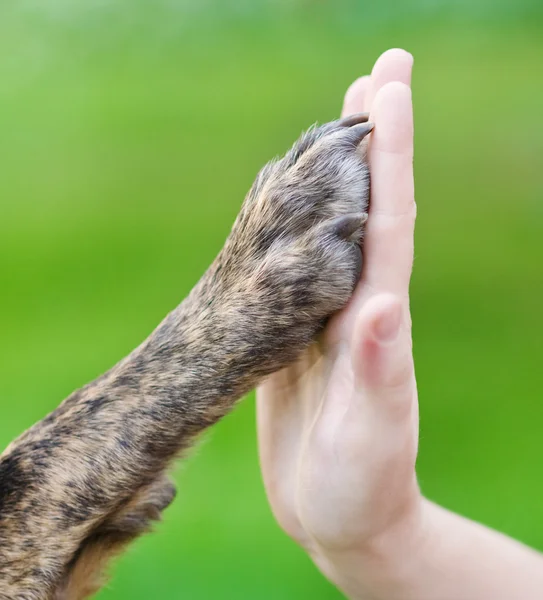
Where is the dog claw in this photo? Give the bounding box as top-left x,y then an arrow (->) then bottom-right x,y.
338,112 -> 370,127
349,122 -> 374,144
328,213 -> 368,241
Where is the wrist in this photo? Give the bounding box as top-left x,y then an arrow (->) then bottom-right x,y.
310,493 -> 431,600
313,496 -> 543,600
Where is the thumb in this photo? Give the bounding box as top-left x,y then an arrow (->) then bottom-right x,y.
351,293 -> 416,422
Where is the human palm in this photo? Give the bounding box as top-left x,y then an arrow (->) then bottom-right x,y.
257,49 -> 420,561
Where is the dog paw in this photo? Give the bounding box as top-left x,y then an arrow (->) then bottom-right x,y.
217,113 -> 371,348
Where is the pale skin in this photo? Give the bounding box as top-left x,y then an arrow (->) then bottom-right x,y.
257,48 -> 543,599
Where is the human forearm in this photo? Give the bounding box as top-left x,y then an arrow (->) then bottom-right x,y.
319,498 -> 543,600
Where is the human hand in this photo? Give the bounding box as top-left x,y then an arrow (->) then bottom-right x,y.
256,48 -> 420,596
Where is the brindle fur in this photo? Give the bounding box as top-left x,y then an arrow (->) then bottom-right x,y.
0,114 -> 372,599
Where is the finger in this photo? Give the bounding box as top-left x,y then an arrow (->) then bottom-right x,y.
341,75 -> 371,118
364,48 -> 413,112
362,81 -> 415,295
341,294 -> 419,537
326,80 -> 415,346
351,293 -> 415,420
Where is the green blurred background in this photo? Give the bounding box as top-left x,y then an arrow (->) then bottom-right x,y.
1,0 -> 542,597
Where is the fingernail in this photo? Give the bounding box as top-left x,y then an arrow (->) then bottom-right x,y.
373,302 -> 402,343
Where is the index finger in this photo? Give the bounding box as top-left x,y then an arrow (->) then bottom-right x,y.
362,80 -> 415,296
326,50 -> 415,346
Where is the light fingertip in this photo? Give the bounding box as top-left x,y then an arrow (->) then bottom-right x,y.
371,49 -> 414,86
351,293 -> 402,379
341,75 -> 371,117
372,298 -> 402,344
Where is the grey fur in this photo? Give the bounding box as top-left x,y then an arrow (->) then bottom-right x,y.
0,113 -> 371,599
